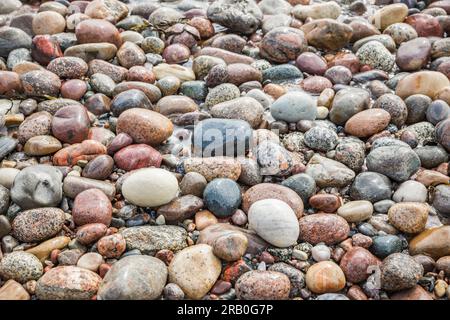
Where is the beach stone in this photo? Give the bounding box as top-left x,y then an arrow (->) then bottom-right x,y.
337,200 -> 373,223
184,157 -> 241,181
350,172 -> 392,203
373,93 -> 408,127
260,27 -> 307,63
393,181 -> 427,203
0,252 -> 43,283
97,233 -> 126,258
36,266 -> 101,300
0,71 -> 22,96
309,194 -> 341,213
324,66 -> 352,85
0,0 -> 21,14
212,232 -> 248,261
77,253 -> 103,272
329,88 -> 370,125
396,71 -> 450,99
405,13 -> 443,37
390,285 -> 433,300
299,213 -> 350,245
88,60 -> 127,83
237,158 -> 262,186
20,70 -> 61,97
0,27 -> 32,58
11,165 -> 63,210
52,105 -> 90,144
157,96 -> 198,116
0,168 -> 19,189
203,179 -> 241,218
404,94 -> 431,124
248,199 -> 300,248
295,53 -> 327,76
17,111 -> 52,144
76,223 -> 107,245
63,175 -> 115,200
180,172 -> 207,197
396,37 -> 431,71
32,11 -> 66,35
339,247 -> 380,283
356,41 -> 395,72
371,235 -> 402,258
116,109 -> 173,146
121,225 -> 187,255
305,261 -> 346,294
207,0 -> 263,34
432,185 -> 450,217
117,42 -> 146,69
270,92 -> 316,123
256,140 -> 293,176
0,136 -> 18,161
383,23 -> 418,46
64,43 -> 118,62
409,226 -> 450,259
345,109 -> 391,137
98,255 -> 167,300
366,146 -> 420,182
293,1 -> 341,20
157,195 -> 203,223
281,173 -> 316,204
436,118 -> 450,152
242,183 -> 304,218
195,210 -> 218,231
304,126 -> 338,152
427,100 -> 450,125
72,188 -> 112,226
25,236 -> 70,262
301,19 -> 352,51
370,3 -> 409,30
210,97 -> 264,128
168,244 -> 221,299
381,253 -> 423,291
30,35 -> 62,66
53,140 -> 107,166
153,63 -> 195,82
192,119 -> 252,157
388,202 -> 428,234
12,207 -> 65,242
235,270 -> 290,300
122,168 -> 179,208
75,19 -> 122,48
84,0 -> 129,24
305,154 -> 355,188
81,155 -> 114,180
114,144 -> 162,171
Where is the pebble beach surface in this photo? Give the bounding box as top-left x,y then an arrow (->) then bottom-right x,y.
0,0 -> 450,301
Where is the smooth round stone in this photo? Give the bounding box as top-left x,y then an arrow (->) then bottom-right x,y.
76,223 -> 107,245
60,79 -> 87,100
0,252 -> 43,283
248,199 -> 299,248
235,270 -> 290,300
270,92 -> 316,123
309,194 -> 341,213
168,244 -> 221,300
405,13 -> 443,37
126,66 -> 155,83
256,140 -> 293,176
304,126 -> 338,152
210,96 -> 264,128
281,173 -> 316,204
12,207 -> 65,242
261,64 -> 302,84
383,23 -> 418,45
324,66 -> 352,85
432,185 -> 450,217
212,232 -> 248,261
183,157 -> 241,182
179,81 -> 207,101
350,172 -> 392,203
301,76 -> 333,93
17,111 -> 52,144
114,144 -> 162,171
305,261 -> 346,294
157,96 -> 198,116
396,37 -> 431,71
36,266 -> 101,300
0,168 -> 19,189
87,60 -> 127,83
75,19 -> 122,48
416,146 -> 448,169
47,56 -> 88,79
426,100 -> 450,125
370,3 -> 408,30
163,282 -> 185,300
390,285 -> 433,300
90,73 -> 115,96
0,27 -> 32,58
436,256 -> 450,276
409,226 -> 450,259
32,11 -> 66,35
311,244 -> 331,262
366,146 -> 420,182
237,158 -> 262,186
0,71 -> 22,96
392,181 -> 427,203
156,76 -> 181,96
329,88 -> 370,125
180,172 -> 207,197
203,178 -> 241,217
373,93 -> 408,127
295,52 -> 327,75
97,233 -> 126,258
20,70 -> 61,97
72,188 -> 112,226
116,41 -> 146,69
207,0 -> 262,34
0,0 -> 21,14
339,247 -> 380,283
356,41 -> 395,72
81,155 -> 114,180
11,165 -> 63,210
157,195 -> 204,223
53,140 -> 107,166
388,202 -> 428,234
195,210 -> 218,231
370,235 -> 402,258
305,154 -> 356,188
337,200 -> 374,223
300,19 -> 353,51
345,109 -> 391,138
381,253 -> 423,291
0,187 -> 9,215
0,136 -> 18,161
64,43 -> 118,62
242,183 -> 304,218
76,252 -> 103,272
122,168 -> 179,208
25,236 -> 70,262
98,255 -> 167,300
83,94 -> 110,115
293,1 -> 341,20
374,200 -> 396,213
30,35 -> 63,66
298,213 -> 350,245
193,55 -> 226,80
395,71 -> 450,99
436,118 -> 450,152
52,105 -> 90,144
116,108 -> 173,146
162,43 -> 190,64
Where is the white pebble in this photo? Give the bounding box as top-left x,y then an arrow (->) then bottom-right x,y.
311,244 -> 331,262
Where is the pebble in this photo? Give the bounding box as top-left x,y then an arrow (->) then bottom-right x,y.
350,172 -> 392,203
72,188 -> 112,226
339,247 -> 380,283
157,195 -> 203,223
409,226 -> 450,259
183,157 -> 241,181
235,270 -> 290,300
114,144 -> 162,171
25,236 -> 70,262
0,251 -> 43,283
97,233 -> 126,258
203,179 -> 241,217
356,41 -> 395,72
76,223 -> 107,245
305,261 -> 346,294
345,109 -> 391,137
12,207 -> 65,242
298,214 -> 350,245
337,200 -> 374,223
305,154 -> 355,188
270,92 -> 316,123
76,253 -> 104,272
381,253 -> 423,291
371,235 -> 403,258
311,244 -> 331,262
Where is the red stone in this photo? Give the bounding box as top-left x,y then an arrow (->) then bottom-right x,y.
76,223 -> 108,245
75,19 -> 122,48
309,194 -> 341,213
72,188 -> 112,226
113,144 -> 162,171
31,35 -> 63,66
221,259 -> 252,285
298,213 -> 350,245
210,280 -> 232,295
52,105 -> 90,144
97,233 -> 126,258
107,132 -> 133,155
155,249 -> 174,266
53,139 -> 107,166
60,79 -> 87,100
339,247 -> 380,283
126,66 -> 156,83
0,71 -> 22,96
405,13 -> 444,37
